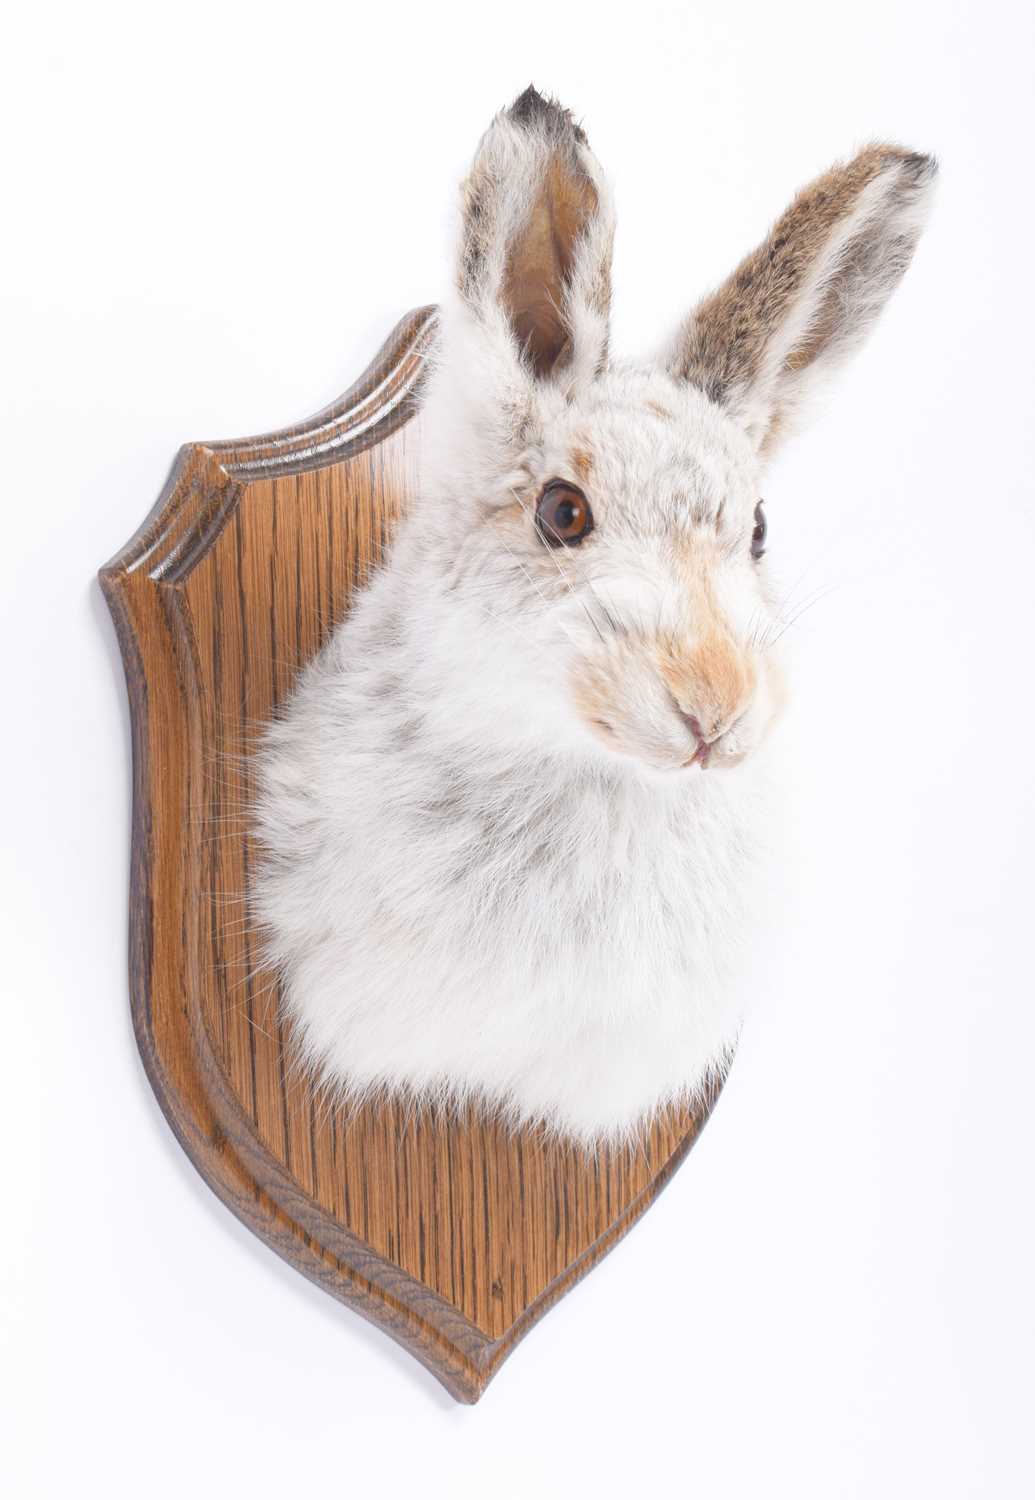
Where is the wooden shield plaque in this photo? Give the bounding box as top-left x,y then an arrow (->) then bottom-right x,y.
99,307 -> 723,1402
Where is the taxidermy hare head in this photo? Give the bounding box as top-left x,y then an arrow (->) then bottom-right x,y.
254,87 -> 936,1142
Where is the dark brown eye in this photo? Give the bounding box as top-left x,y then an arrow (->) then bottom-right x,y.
535,481 -> 594,547
751,499 -> 767,560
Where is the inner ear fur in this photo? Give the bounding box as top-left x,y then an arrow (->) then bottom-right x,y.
505,149 -> 600,379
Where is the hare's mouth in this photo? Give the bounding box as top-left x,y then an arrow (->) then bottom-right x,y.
682,739 -> 712,769
677,704 -> 753,772
582,700 -> 756,773
681,739 -> 751,772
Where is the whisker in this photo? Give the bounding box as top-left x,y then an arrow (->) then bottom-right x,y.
762,583 -> 838,649
586,579 -> 622,636
493,531 -> 582,651
508,485 -> 608,645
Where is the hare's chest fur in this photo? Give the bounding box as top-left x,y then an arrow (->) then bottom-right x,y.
254,644 -> 768,1140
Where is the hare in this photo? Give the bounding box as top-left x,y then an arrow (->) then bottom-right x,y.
253,87 -> 936,1143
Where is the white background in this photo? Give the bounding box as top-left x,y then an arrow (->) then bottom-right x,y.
3,2 -> 1033,1496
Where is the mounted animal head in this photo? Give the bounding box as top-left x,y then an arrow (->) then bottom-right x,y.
414,86 -> 936,774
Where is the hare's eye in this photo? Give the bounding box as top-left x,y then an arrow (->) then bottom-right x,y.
751,500 -> 767,560
536,481 -> 593,547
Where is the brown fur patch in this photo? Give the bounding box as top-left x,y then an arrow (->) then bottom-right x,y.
659,636 -> 756,744
661,547 -> 757,738
570,445 -> 593,482
505,156 -> 599,379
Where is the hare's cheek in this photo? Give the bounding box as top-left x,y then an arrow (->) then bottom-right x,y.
567,654 -> 644,759
726,655 -> 788,758
758,652 -> 790,735
696,653 -> 784,769
569,653 -> 621,742
566,651 -> 685,770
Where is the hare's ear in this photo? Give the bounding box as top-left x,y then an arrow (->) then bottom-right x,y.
457,86 -> 614,385
665,146 -> 937,456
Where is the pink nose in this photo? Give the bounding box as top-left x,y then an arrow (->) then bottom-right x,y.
674,710 -> 718,767
682,711 -> 707,743
664,635 -> 756,763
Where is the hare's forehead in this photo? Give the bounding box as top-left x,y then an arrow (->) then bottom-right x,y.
532,378 -> 757,516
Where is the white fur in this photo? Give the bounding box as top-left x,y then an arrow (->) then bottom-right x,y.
251,103 -> 934,1143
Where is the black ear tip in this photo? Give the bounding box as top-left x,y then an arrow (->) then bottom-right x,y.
508,85 -> 587,146
907,151 -> 939,185
876,145 -> 939,187
510,84 -> 547,121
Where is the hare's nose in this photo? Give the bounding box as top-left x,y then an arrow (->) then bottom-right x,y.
678,710 -> 709,744
671,706 -> 722,767
674,707 -> 711,746
665,636 -> 756,759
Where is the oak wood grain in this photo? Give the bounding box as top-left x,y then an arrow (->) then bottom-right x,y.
99,307 -> 723,1402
